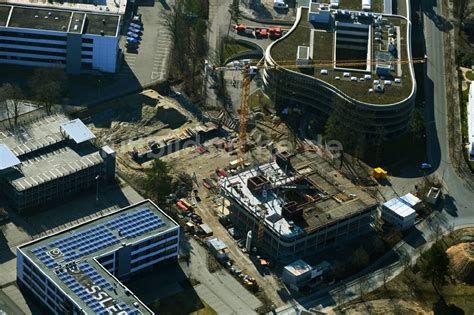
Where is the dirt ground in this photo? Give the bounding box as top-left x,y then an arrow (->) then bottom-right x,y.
240,0 -> 297,21
329,298 -> 431,315
354,228 -> 474,315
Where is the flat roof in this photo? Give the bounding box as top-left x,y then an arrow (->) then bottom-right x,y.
207,237 -> 227,251
284,259 -> 312,276
0,114 -> 103,192
0,144 -> 21,170
18,200 -> 178,315
0,5 -> 11,27
0,4 -> 120,36
399,193 -> 421,208
61,119 -> 96,144
85,12 -> 120,36
8,6 -> 73,32
383,198 -> 416,218
1,0 -> 127,15
221,150 -> 377,237
269,6 -> 414,105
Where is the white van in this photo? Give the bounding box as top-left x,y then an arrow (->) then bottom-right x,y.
274,0 -> 288,9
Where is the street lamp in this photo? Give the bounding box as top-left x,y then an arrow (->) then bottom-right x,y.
95,175 -> 100,202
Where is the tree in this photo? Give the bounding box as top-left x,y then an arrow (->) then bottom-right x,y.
382,267 -> 391,289
352,246 -> 369,269
29,68 -> 66,113
144,159 -> 173,204
410,108 -> 425,144
0,83 -> 23,127
171,172 -> 194,198
420,243 -> 450,297
357,276 -> 370,301
227,0 -> 241,38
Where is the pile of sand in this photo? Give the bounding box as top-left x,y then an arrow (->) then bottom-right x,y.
447,242 -> 474,285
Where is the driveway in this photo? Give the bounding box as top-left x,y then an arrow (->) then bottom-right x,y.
274,0 -> 474,312
118,0 -> 173,85
180,237 -> 262,314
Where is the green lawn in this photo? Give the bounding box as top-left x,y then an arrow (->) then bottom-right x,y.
223,42 -> 252,61
466,70 -> 474,81
339,0 -> 383,12
248,89 -> 273,110
271,10 -> 413,105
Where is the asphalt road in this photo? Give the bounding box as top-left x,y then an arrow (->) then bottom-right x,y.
274,0 -> 474,313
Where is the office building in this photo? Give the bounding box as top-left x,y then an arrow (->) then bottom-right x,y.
262,1 -> 417,138
17,199 -> 180,315
0,0 -> 124,73
0,113 -> 116,212
219,150 -> 378,263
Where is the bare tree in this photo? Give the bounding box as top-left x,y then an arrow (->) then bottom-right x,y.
382,267 -> 391,289
29,68 -> 66,113
0,83 -> 23,127
357,276 -> 370,301
333,289 -> 346,307
400,249 -> 411,270
432,222 -> 443,242
352,246 -> 369,269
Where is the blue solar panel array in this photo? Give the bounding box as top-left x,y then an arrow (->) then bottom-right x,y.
106,208 -> 166,239
57,271 -> 109,314
32,247 -> 58,269
79,263 -> 114,291
33,207 -> 166,270
48,224 -> 120,262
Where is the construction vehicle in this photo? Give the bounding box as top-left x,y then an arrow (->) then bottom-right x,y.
209,56 -> 426,167
372,167 -> 388,180
209,56 -> 426,251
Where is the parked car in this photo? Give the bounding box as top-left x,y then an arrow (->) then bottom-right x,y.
128,26 -> 142,34
237,239 -> 246,248
127,37 -> 139,43
420,163 -> 432,170
127,32 -> 140,38
130,22 -> 142,29
132,14 -> 142,23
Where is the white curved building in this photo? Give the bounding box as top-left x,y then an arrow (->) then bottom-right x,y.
262,2 -> 416,138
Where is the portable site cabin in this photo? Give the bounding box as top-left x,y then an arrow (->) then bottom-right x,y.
362,0 -> 372,10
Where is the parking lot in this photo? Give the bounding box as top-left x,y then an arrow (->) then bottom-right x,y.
117,0 -> 173,85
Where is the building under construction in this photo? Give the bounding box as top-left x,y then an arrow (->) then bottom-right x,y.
0,113 -> 116,212
220,150 -> 377,263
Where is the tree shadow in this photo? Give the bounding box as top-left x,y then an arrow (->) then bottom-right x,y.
433,297 -> 464,315
442,194 -> 458,217
0,229 -> 15,263
422,0 -> 454,32
249,3 -> 273,20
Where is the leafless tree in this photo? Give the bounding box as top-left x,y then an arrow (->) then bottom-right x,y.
0,83 -> 23,127
382,266 -> 391,289
352,246 -> 369,269
29,68 -> 66,113
433,222 -> 443,242
358,276 -> 370,301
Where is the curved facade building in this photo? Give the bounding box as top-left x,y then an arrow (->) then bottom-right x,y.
262,3 -> 416,138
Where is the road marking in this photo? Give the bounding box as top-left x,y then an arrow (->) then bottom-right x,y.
151,71 -> 160,80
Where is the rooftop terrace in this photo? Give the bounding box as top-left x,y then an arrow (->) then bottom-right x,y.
269,6 -> 414,105
220,150 -> 377,238
19,200 -> 178,315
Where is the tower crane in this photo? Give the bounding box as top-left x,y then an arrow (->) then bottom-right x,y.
209,56 -> 426,166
